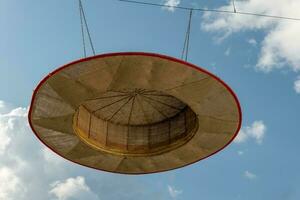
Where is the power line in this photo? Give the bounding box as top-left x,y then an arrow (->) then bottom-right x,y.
118,0 -> 300,22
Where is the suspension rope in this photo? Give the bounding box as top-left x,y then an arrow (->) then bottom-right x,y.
79,0 -> 96,57
232,0 -> 237,13
79,0 -> 87,57
118,0 -> 300,22
181,9 -> 193,61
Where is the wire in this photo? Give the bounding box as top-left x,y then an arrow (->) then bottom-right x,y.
232,0 -> 237,13
79,0 -> 96,56
118,0 -> 300,21
185,9 -> 192,61
79,0 -> 87,57
181,9 -> 193,61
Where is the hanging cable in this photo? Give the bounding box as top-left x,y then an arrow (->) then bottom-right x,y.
79,0 -> 87,57
181,9 -> 193,61
232,0 -> 237,13
79,0 -> 96,57
118,0 -> 300,21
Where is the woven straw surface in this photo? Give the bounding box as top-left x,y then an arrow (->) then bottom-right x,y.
29,52 -> 241,174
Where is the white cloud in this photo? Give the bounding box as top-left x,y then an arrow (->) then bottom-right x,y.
0,125 -> 11,154
163,0 -> 181,12
0,100 -> 12,114
244,170 -> 257,180
234,129 -> 248,143
49,176 -> 99,200
0,167 -> 26,200
42,148 -> 63,166
294,76 -> 300,94
201,0 -> 300,73
0,102 -> 79,200
0,106 -> 28,154
237,151 -> 244,156
248,38 -> 257,46
0,100 -> 159,200
168,185 -> 182,199
0,100 -> 4,109
235,121 -> 267,144
0,105 -> 43,199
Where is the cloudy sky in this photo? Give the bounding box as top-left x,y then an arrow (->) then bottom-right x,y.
1,0 -> 300,199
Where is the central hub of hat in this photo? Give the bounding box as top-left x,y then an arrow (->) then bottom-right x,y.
73,89 -> 198,156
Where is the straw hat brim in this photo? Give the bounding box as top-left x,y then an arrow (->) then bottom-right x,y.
28,52 -> 242,174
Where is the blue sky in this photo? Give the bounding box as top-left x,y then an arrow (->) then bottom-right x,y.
0,0 -> 300,199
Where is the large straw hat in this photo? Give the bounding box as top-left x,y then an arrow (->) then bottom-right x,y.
28,52 -> 242,174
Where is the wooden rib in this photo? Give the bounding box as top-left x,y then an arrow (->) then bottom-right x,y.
88,113 -> 92,138
184,110 -> 187,134
92,95 -> 131,114
148,127 -> 151,149
127,95 -> 136,125
141,94 -> 182,111
197,114 -> 238,123
136,88 -> 147,93
76,109 -> 79,127
108,90 -> 129,94
115,157 -> 127,171
47,74 -> 93,108
107,96 -> 134,121
38,92 -> 66,103
141,97 -> 169,119
85,93 -> 130,102
142,93 -> 175,98
139,89 -> 157,94
126,95 -> 136,150
164,77 -> 210,91
168,120 -> 171,144
105,121 -> 109,146
136,95 -> 150,124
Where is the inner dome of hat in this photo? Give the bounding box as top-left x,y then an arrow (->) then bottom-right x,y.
73,88 -> 198,156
